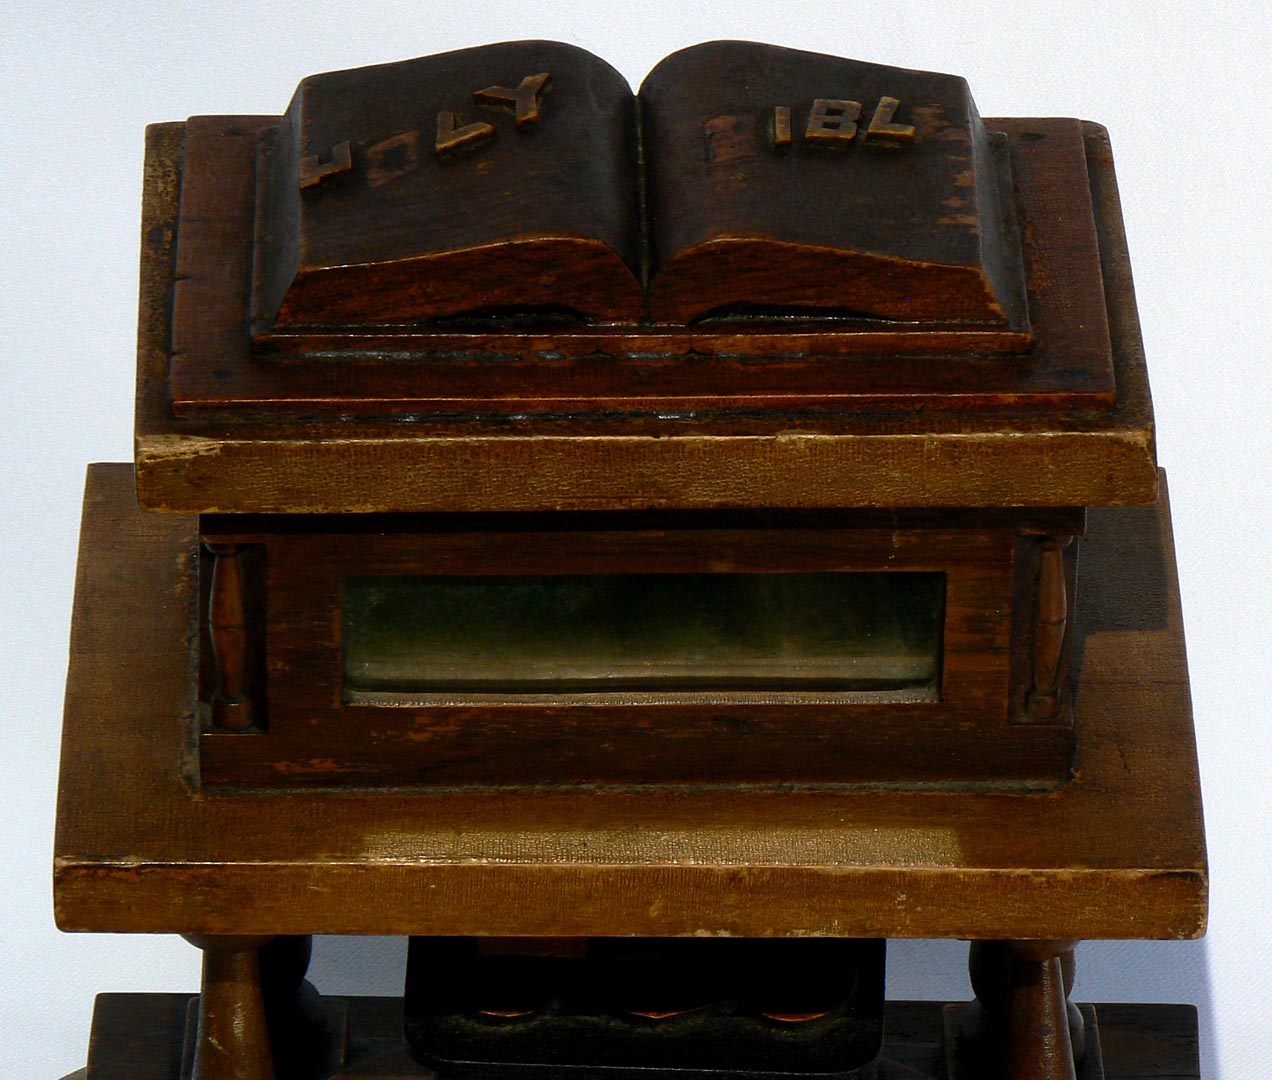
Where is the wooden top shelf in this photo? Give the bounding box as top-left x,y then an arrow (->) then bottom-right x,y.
54,465 -> 1205,941
134,44 -> 1159,513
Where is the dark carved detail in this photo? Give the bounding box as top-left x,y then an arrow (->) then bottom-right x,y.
1028,534 -> 1073,721
434,111 -> 495,155
366,130 -> 420,188
206,542 -> 253,731
298,141 -> 352,189
473,72 -> 553,125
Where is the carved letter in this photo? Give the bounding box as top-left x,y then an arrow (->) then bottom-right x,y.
473,72 -> 553,126
866,96 -> 916,144
299,140 -> 352,189
804,99 -> 862,145
366,130 -> 419,188
771,105 -> 792,147
435,111 -> 496,155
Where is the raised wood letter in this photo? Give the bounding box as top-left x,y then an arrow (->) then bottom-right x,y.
473,72 -> 553,126
804,99 -> 862,145
435,111 -> 495,155
299,140 -> 352,189
771,105 -> 792,147
865,96 -> 915,143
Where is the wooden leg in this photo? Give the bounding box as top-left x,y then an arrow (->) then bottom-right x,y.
183,935 -> 276,1080
997,940 -> 1079,1080
947,940 -> 1093,1080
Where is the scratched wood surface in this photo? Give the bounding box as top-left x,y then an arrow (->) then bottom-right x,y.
194,510 -> 1078,789
54,465 -> 1204,939
136,116 -> 1154,513
169,113 -> 1109,410
256,42 -> 1024,331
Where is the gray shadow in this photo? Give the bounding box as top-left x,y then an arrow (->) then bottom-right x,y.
307,935 -> 408,998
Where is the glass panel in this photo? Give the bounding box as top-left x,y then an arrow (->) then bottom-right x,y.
342,572 -> 943,701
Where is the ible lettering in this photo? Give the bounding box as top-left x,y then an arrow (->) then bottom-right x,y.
767,97 -> 916,149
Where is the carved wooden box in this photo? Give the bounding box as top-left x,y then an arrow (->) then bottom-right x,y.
53,39 -> 1205,1080
136,41 -> 1157,791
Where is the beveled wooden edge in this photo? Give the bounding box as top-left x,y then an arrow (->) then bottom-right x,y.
55,465 -> 1204,939
133,121 -> 1156,513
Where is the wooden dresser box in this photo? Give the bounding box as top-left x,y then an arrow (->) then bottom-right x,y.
55,41 -> 1205,1080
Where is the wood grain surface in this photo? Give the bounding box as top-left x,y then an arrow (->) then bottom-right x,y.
135,116 -> 1157,513
54,466 -> 1204,940
195,511 -> 1079,789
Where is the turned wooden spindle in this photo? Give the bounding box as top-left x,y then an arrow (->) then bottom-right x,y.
206,542 -> 253,731
184,935 -> 276,1080
1028,535 -> 1073,721
957,939 -> 1086,1080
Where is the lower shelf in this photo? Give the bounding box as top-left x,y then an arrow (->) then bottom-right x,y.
75,993 -> 1199,1080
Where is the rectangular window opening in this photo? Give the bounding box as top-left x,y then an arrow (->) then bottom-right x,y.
342,572 -> 944,704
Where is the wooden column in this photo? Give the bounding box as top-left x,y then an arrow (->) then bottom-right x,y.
183,935 -> 276,1080
948,939 -> 1089,1080
206,543 -> 254,732
1028,535 -> 1073,721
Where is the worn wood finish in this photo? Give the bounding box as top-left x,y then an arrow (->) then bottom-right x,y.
74,996 -> 1200,1080
255,43 -> 643,329
134,117 -> 1156,514
169,114 -> 1105,412
252,43 -> 1024,332
57,42 -> 1203,1080
196,509 -> 1078,789
639,43 -> 1026,328
55,465 -> 1203,939
182,936 -> 276,1080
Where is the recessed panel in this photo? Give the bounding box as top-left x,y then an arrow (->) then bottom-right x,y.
342,571 -> 944,701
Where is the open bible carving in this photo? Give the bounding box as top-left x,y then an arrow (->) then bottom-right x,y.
164,39 -> 1122,423
54,36 -> 1205,1080
251,40 -> 1027,334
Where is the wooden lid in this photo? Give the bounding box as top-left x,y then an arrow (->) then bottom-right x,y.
136,43 -> 1156,513
252,41 -> 1027,336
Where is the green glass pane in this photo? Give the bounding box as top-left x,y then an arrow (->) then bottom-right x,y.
343,572 -> 943,699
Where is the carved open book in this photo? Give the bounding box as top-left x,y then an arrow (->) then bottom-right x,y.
253,40 -> 1027,336
164,40 -> 1121,420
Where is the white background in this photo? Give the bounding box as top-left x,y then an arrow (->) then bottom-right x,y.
2,3 -> 1268,1077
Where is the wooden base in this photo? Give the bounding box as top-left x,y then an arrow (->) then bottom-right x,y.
72,994 -> 1198,1080
52,468 -> 1208,1077
55,468 -> 1205,942
944,1005 -> 1105,1080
